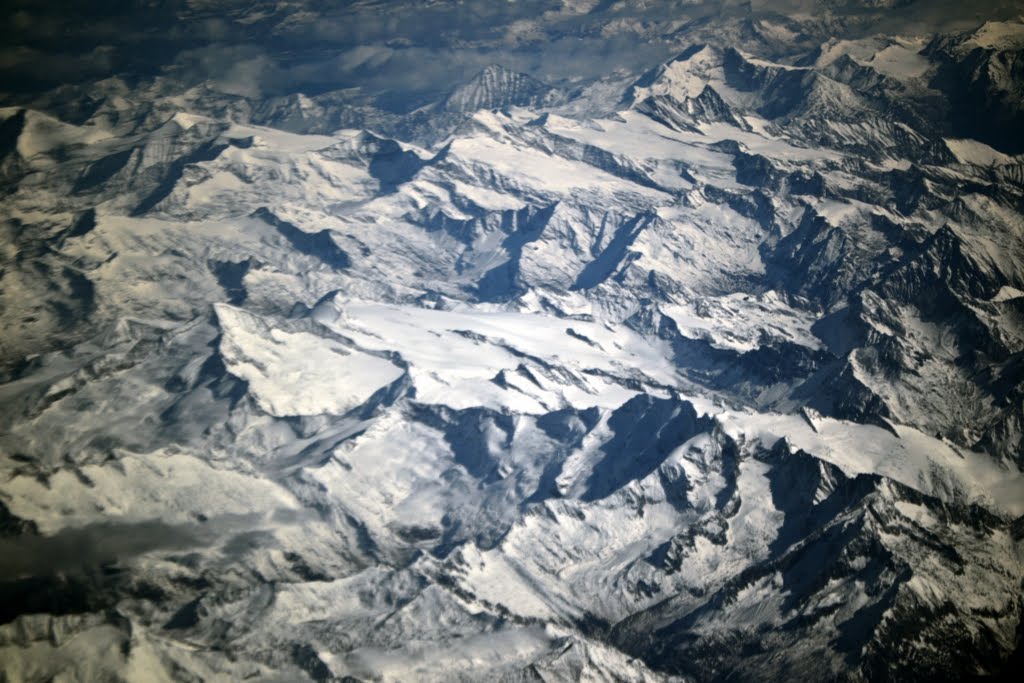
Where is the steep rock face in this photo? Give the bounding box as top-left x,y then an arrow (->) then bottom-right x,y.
613,443 -> 1022,683
636,85 -> 749,133
800,211 -> 1024,464
926,22 -> 1024,153
445,65 -> 563,113
764,208 -> 868,309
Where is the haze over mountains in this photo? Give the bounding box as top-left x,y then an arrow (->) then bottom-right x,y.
1,1 -> 1024,681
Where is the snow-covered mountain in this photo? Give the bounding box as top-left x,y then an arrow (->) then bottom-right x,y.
1,9 -> 1023,683
444,65 -> 565,114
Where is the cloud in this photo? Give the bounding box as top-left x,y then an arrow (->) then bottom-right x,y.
0,519 -> 204,581
0,509 -> 313,582
750,0 -> 1024,31
169,44 -> 282,97
0,0 -> 1017,100
0,45 -> 118,91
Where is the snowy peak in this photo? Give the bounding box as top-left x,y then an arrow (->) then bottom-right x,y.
444,64 -> 561,113
627,45 -> 751,132
722,46 -> 809,94
939,19 -> 1024,56
321,130 -> 427,189
627,41 -> 924,154
635,85 -> 749,133
628,44 -> 722,103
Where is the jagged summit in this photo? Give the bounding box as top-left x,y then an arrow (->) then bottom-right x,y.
444,64 -> 561,113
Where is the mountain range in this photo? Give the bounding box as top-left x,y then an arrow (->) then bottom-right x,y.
0,6 -> 1023,682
